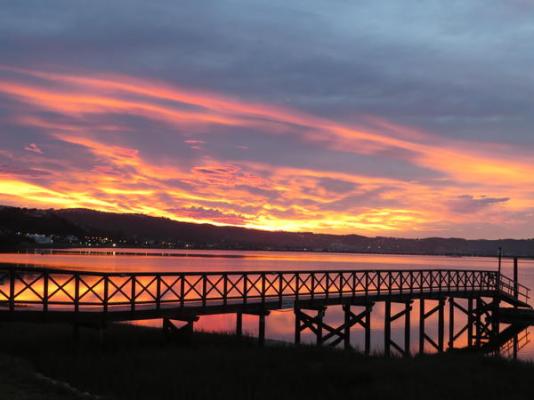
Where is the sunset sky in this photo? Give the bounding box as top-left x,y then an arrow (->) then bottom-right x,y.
1,1 -> 534,239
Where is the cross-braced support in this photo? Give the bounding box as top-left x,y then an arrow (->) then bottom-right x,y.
294,303 -> 373,353
235,310 -> 269,346
419,298 -> 446,353
384,300 -> 412,357
448,297 -> 473,350
163,317 -> 196,343
472,297 -> 499,348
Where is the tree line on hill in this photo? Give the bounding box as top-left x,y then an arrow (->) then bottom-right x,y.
0,205 -> 533,257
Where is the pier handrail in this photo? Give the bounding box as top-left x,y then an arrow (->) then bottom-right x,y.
0,266 -> 529,313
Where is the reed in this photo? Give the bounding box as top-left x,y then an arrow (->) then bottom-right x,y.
1,322 -> 533,400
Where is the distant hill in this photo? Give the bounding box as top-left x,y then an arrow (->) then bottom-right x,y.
1,205 -> 533,256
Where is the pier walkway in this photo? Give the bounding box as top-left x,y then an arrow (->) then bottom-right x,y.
0,266 -> 531,356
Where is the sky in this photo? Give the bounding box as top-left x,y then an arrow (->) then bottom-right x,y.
1,0 -> 534,239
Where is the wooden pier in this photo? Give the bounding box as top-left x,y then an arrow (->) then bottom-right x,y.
0,266 -> 531,355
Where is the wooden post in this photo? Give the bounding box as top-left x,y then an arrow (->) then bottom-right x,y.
258,313 -> 265,347
223,273 -> 228,307
384,300 -> 391,357
74,273 -> 80,313
316,308 -> 324,346
438,298 -> 445,352
365,304 -> 371,355
180,273 -> 185,308
419,299 -> 425,354
475,297 -> 482,347
448,297 -> 454,349
202,273 -> 207,308
294,308 -> 301,345
236,312 -> 243,337
9,267 -> 15,312
156,274 -> 161,311
404,301 -> 411,356
130,276 -> 136,312
467,297 -> 473,347
103,275 -> 109,314
343,304 -> 351,350
43,271 -> 49,313
514,257 -> 519,301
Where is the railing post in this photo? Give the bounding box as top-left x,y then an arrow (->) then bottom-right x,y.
420,271 -> 424,294
351,272 -> 356,299
43,271 -> 49,313
514,257 -> 519,300
311,272 -> 316,301
156,274 -> 161,310
324,273 -> 328,300
243,273 -> 248,304
180,273 -> 185,308
223,273 -> 228,307
131,276 -> 136,312
338,272 -> 343,298
294,272 -> 300,302
103,275 -> 109,313
202,273 -> 207,308
278,272 -> 283,308
74,273 -> 80,313
261,272 -> 266,306
9,267 -> 15,312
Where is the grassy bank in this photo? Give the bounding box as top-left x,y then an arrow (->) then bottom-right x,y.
1,322 -> 533,400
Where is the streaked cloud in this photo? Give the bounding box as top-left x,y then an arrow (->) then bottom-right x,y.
1,1 -> 534,239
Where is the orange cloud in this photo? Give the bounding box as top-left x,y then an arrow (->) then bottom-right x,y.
1,66 -> 533,238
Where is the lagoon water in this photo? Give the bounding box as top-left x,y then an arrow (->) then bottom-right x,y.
1,249 -> 534,359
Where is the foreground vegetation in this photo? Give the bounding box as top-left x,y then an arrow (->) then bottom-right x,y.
1,322 -> 533,400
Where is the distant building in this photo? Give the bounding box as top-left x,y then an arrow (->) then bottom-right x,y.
26,233 -> 54,245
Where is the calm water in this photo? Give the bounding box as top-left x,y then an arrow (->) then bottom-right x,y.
1,249 -> 533,359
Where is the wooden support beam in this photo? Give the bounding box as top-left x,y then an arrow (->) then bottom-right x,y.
404,301 -> 411,356
384,300 -> 391,357
343,304 -> 351,350
467,297 -> 473,347
295,308 -> 301,345
316,308 -> 324,346
419,298 -> 446,354
438,298 -> 445,352
258,313 -> 265,347
162,317 -> 195,344
236,312 -> 243,337
419,298 -> 425,354
365,304 -> 372,355
448,297 -> 454,350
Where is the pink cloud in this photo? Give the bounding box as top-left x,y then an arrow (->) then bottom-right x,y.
24,143 -> 43,154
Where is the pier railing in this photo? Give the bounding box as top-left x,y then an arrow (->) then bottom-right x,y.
0,266 -> 529,313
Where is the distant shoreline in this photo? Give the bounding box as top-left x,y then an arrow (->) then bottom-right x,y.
1,246 -> 531,260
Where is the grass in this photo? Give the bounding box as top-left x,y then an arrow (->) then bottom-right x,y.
1,322 -> 534,400
0,353 -> 89,400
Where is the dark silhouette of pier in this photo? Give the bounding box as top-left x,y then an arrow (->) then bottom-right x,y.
0,264 -> 532,356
